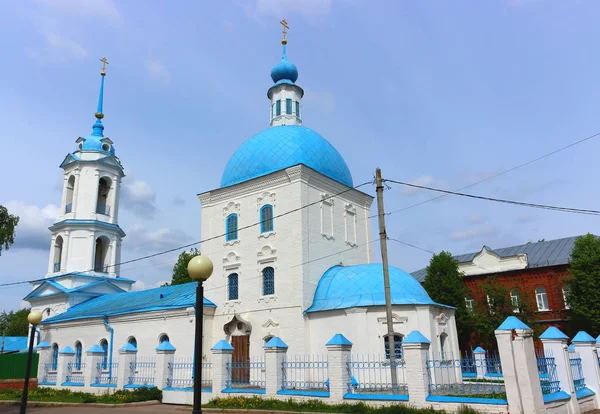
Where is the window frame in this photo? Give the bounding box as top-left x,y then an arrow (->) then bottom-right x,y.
228,273 -> 239,301
535,287 -> 549,311
276,100 -> 281,116
159,334 -> 170,344
465,294 -> 474,310
295,101 -> 300,118
510,289 -> 520,313
384,334 -> 403,361
51,343 -> 59,371
74,341 -> 83,370
562,286 -> 570,310
100,339 -> 108,369
286,98 -> 292,115
225,214 -> 239,242
262,266 -> 275,296
260,205 -> 274,233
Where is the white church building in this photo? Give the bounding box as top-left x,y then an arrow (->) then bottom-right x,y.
26,30 -> 459,389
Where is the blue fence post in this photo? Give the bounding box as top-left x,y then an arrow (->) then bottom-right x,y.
572,331 -> 600,407
155,340 -> 176,390
326,334 -> 352,401
403,330 -> 430,406
473,346 -> 486,379
264,337 -> 288,396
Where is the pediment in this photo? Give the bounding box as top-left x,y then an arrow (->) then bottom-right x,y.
59,153 -> 81,168
24,281 -> 67,300
459,246 -> 527,276
73,281 -> 124,295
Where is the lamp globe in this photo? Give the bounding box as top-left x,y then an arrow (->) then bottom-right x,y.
187,255 -> 213,281
27,311 -> 43,325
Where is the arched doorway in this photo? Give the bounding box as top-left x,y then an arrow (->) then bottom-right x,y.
224,315 -> 252,384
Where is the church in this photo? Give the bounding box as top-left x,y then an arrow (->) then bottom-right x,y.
26,27 -> 459,383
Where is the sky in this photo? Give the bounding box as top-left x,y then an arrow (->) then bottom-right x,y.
1,0 -> 600,312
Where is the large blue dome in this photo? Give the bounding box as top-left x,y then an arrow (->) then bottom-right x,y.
220,126 -> 353,188
306,264 -> 443,313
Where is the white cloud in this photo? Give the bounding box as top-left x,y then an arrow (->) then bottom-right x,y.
25,31 -> 88,64
34,0 -> 121,24
450,226 -> 497,241
146,59 -> 171,84
127,224 -> 192,251
121,179 -> 158,219
3,201 -> 59,251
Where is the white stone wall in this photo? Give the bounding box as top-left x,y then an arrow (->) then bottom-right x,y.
269,84 -> 303,127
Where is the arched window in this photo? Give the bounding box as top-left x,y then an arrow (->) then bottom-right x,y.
75,341 -> 82,370
226,214 -> 238,242
535,287 -> 549,311
384,335 -> 403,360
562,286 -> 570,310
260,205 -> 274,233
159,334 -> 170,344
94,237 -> 109,272
65,175 -> 75,213
263,267 -> 275,296
128,337 -> 137,349
276,100 -> 281,116
264,335 -> 274,345
228,273 -> 239,301
286,98 -> 292,115
510,289 -> 520,312
100,339 -> 108,369
51,343 -> 59,370
465,295 -> 474,310
96,177 -> 111,215
439,333 -> 448,357
53,236 -> 63,273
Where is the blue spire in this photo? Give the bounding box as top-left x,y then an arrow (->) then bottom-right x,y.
91,73 -> 105,137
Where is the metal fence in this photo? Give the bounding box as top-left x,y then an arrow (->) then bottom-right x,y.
65,362 -> 85,385
536,349 -> 561,395
226,357 -> 266,390
128,357 -> 156,388
281,354 -> 328,392
167,358 -> 212,390
569,350 -> 586,392
41,363 -> 57,385
0,353 -> 39,380
95,362 -> 118,386
346,354 -> 408,396
426,353 -> 506,400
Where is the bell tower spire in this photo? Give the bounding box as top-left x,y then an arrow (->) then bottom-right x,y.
91,57 -> 108,137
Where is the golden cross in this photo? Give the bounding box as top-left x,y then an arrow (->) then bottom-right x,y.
100,57 -> 109,75
280,19 -> 289,39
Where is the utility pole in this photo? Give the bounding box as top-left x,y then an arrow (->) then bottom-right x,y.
375,168 -> 398,390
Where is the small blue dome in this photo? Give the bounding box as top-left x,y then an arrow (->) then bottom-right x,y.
80,135 -> 115,155
270,45 -> 298,84
306,264 -> 441,313
221,126 -> 353,188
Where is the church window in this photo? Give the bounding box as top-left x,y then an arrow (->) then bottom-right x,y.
321,198 -> 333,237
94,237 -> 109,273
562,286 -> 570,309
295,101 -> 300,118
226,214 -> 238,241
228,273 -> 239,300
96,177 -> 111,216
100,339 -> 108,369
262,266 -> 275,295
260,205 -> 274,233
159,334 -> 170,344
384,335 -> 403,360
510,289 -> 520,313
75,341 -> 82,370
65,175 -> 75,214
465,295 -> 474,310
276,100 -> 281,116
51,344 -> 59,370
535,287 -> 549,311
128,337 -> 137,349
286,98 -> 292,115
53,236 -> 63,273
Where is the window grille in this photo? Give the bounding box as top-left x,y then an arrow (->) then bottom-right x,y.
263,267 -> 275,296
228,273 -> 239,300
260,205 -> 274,233
226,214 -> 238,241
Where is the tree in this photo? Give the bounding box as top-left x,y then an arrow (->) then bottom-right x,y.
0,309 -> 29,337
567,233 -> 600,333
0,205 -> 19,256
423,251 -> 470,345
169,248 -> 201,286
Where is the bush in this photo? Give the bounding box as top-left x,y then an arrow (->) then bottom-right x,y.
0,386 -> 162,404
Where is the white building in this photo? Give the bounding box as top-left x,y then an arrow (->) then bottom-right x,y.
28,31 -> 459,385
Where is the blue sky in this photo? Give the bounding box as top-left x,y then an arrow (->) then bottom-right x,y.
1,0 -> 600,312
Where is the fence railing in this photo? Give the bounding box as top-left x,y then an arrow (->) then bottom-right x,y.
281,354 -> 328,394
127,357 -> 156,388
41,363 -> 57,385
95,362 -> 118,386
65,362 -> 85,385
167,358 -> 212,390
346,354 -> 408,398
569,350 -> 586,392
536,349 -> 561,396
226,357 -> 266,391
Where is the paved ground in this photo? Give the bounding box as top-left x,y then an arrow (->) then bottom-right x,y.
0,405 -> 187,414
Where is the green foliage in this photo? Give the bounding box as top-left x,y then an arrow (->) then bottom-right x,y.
168,248 -> 201,286
0,309 -> 30,336
0,205 -> 19,256
423,251 -> 470,343
567,233 -> 600,333
0,386 -> 162,404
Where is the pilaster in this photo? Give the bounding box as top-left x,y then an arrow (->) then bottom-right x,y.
211,340 -> 234,397
264,336 -> 288,395
325,334 -> 352,401
117,344 -> 137,389
155,340 -> 176,390
57,345 -> 76,388
402,331 -> 431,407
85,345 -> 105,387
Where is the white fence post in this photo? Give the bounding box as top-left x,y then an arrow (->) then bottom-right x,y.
540,326 -> 580,414
35,341 -> 51,384
56,345 -> 75,388
85,344 -> 104,388
116,343 -> 137,389
155,340 -> 176,390
402,330 -> 430,407
473,346 -> 486,379
325,334 -> 352,402
264,336 -> 287,396
572,331 -> 600,408
211,340 -> 234,397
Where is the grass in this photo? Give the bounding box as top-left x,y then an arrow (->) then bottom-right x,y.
203,396 -> 483,413
0,386 -> 162,404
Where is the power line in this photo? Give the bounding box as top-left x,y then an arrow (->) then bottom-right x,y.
384,179 -> 600,216
387,237 -> 436,255
385,130 -> 600,215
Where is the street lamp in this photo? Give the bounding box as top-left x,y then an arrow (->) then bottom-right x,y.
187,254 -> 213,414
20,311 -> 42,414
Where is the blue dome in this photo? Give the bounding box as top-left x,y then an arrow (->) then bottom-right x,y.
270,45 -> 298,84
220,126 -> 353,188
80,135 -> 115,155
306,264 -> 441,313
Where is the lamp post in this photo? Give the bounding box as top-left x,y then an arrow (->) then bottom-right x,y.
20,311 -> 42,414
187,254 -> 213,414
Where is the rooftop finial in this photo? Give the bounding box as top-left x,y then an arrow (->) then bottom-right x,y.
92,57 -> 108,136
280,19 -> 289,45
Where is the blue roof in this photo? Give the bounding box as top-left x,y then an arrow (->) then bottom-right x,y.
60,345 -> 75,355
306,264 -> 442,313
156,341 -> 176,352
36,341 -> 51,349
220,126 -> 353,188
473,346 -> 486,353
540,326 -> 569,340
404,331 -> 431,344
264,337 -> 288,349
87,344 -> 104,353
411,236 -> 586,281
496,316 -> 531,331
326,334 -> 352,346
41,282 -> 216,324
212,340 -> 234,351
572,331 -> 596,343
120,343 -> 137,352
1,337 -> 28,353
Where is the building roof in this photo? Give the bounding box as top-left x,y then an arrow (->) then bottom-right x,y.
306,264 -> 446,313
1,337 -> 28,353
411,236 -> 583,282
41,282 -> 216,324
220,125 -> 353,188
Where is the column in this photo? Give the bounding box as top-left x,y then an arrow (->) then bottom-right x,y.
46,236 -> 56,275
109,238 -> 118,277
85,345 -> 105,387
36,342 -> 52,383
211,340 -> 234,397
402,331 -> 431,407
473,346 -> 486,379
155,341 -> 176,390
56,345 -> 76,388
113,176 -> 121,222
572,331 -> 600,408
92,169 -> 100,217
264,336 -> 287,396
72,170 -> 81,217
325,334 -> 352,402
540,326 -> 580,414
61,231 -> 70,273
60,176 -> 68,217
117,343 -> 138,389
